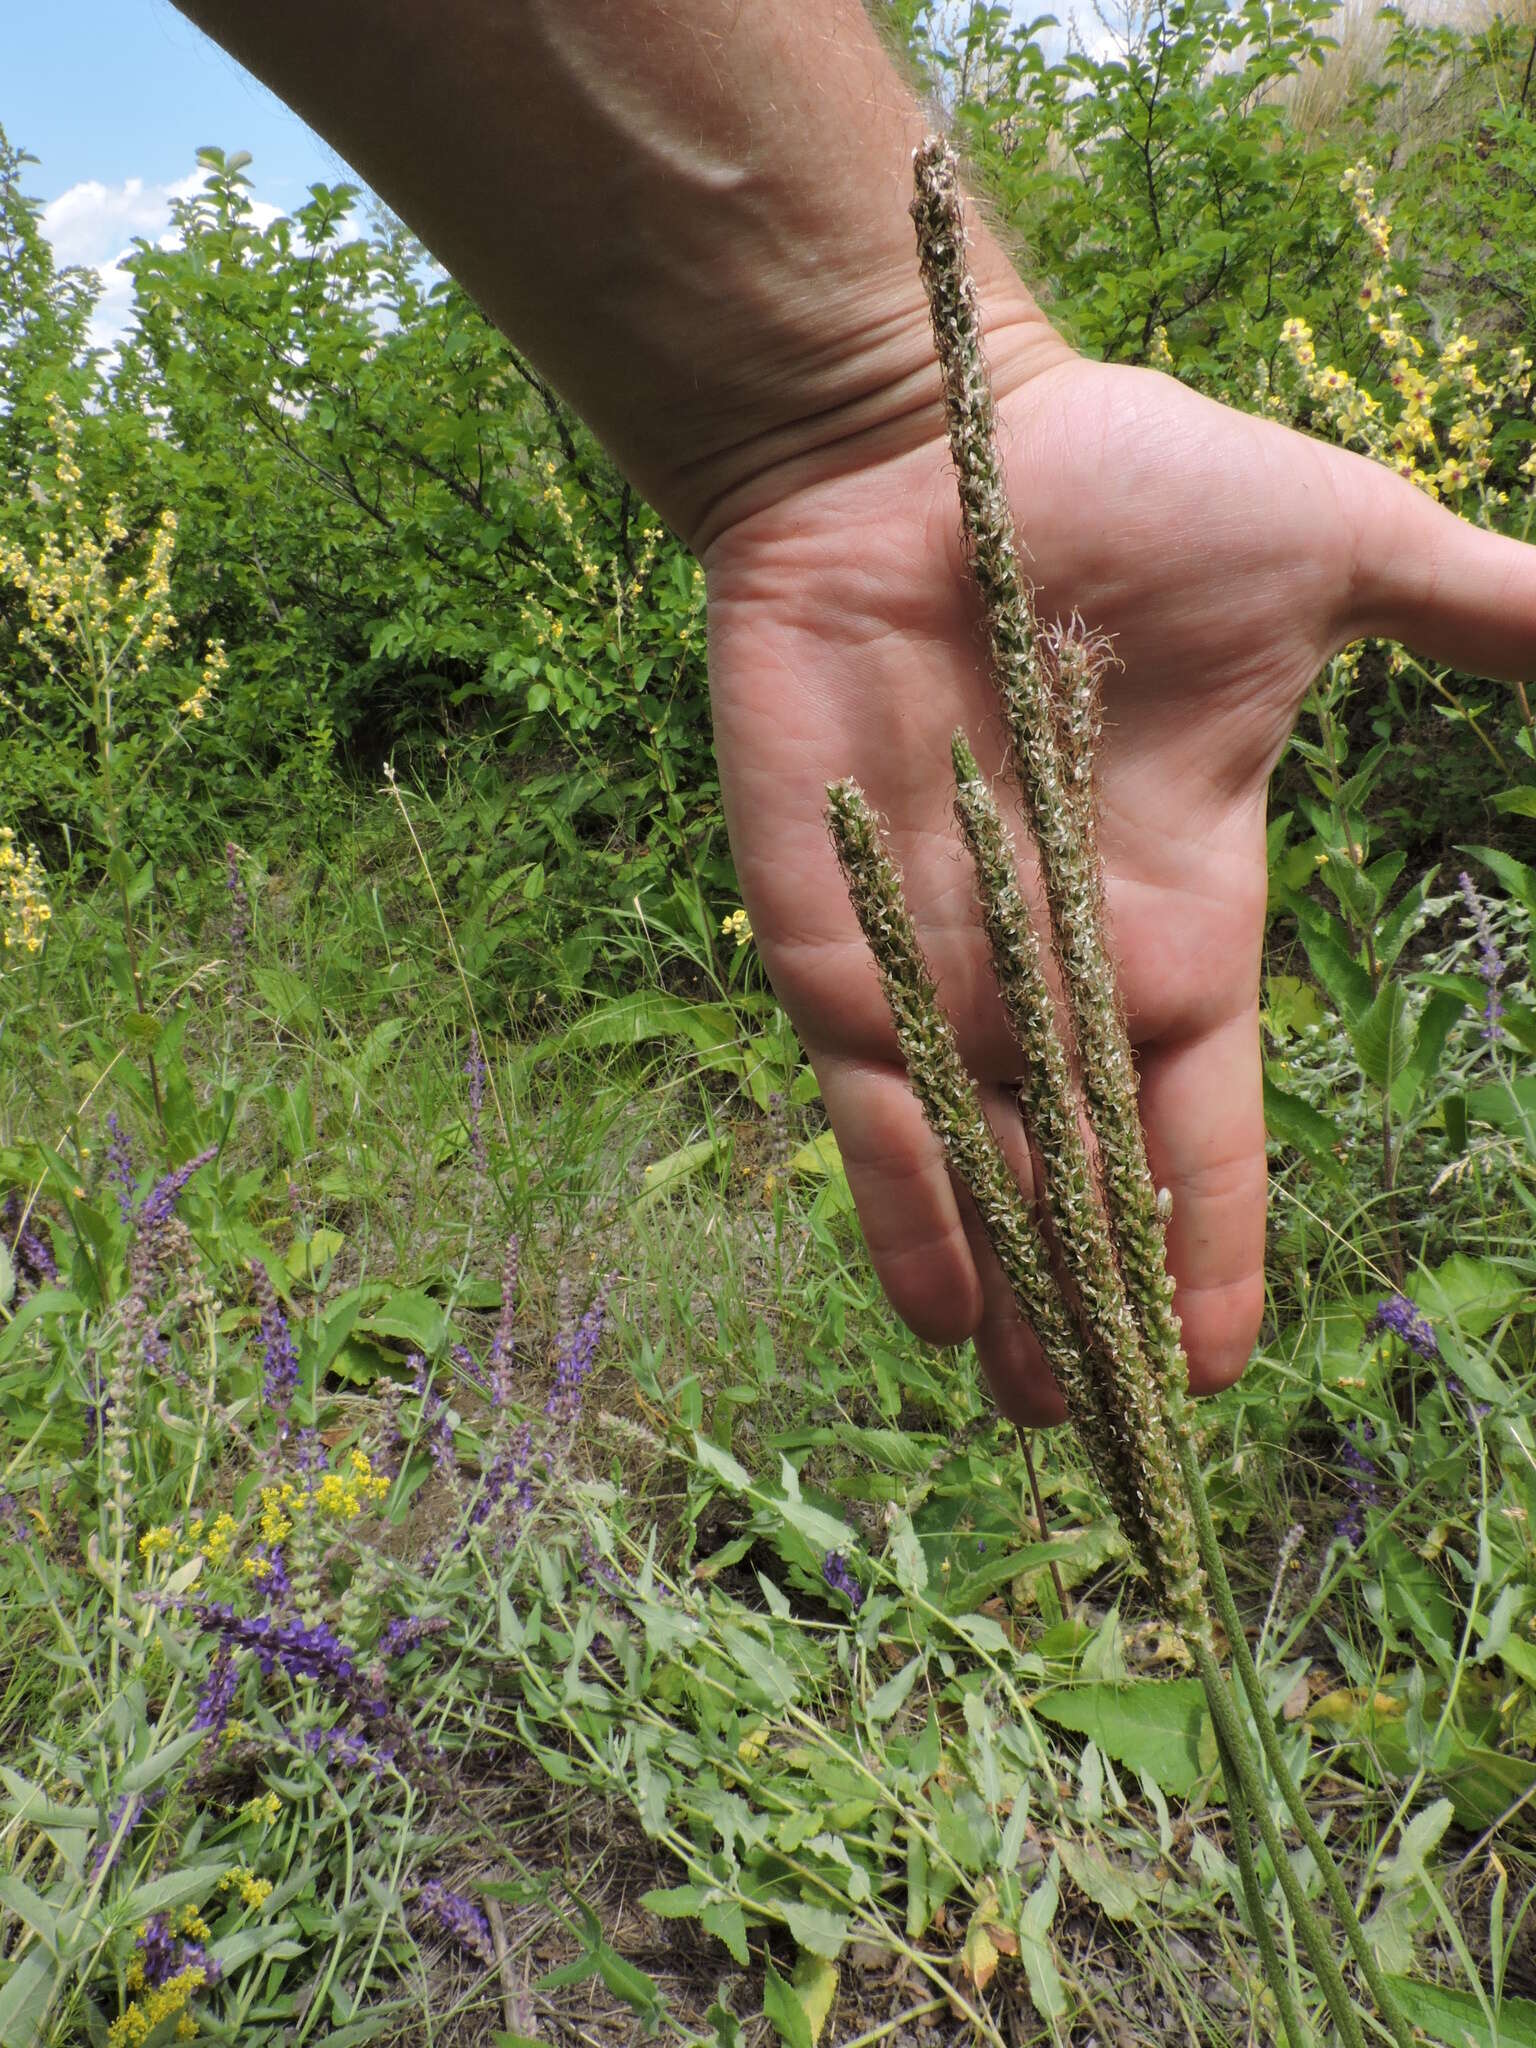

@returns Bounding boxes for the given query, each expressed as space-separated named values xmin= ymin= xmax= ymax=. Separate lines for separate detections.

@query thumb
xmin=1338 ymin=449 xmax=1536 ymax=679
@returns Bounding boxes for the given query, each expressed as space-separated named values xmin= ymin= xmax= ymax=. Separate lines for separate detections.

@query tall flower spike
xmin=949 ymin=732 xmax=1203 ymax=1628
xmin=825 ymin=779 xmax=1154 ymax=1570
xmin=910 ymin=138 xmax=1183 ymax=1400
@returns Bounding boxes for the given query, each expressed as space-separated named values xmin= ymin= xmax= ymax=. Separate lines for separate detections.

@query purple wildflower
xmin=0 ymin=1492 xmax=20 ymax=1535
xmin=451 ymin=1343 xmax=490 ymax=1396
xmin=488 ymin=1234 xmax=520 ymax=1403
xmin=88 ymin=1785 xmax=165 ymax=1880
xmin=464 ymin=1033 xmax=488 ymax=1187
xmin=418 ymin=1879 xmax=494 ymax=1965
xmin=105 ymin=1113 xmax=137 ymax=1222
xmin=192 ymin=1648 xmax=239 ymax=1736
xmin=1366 ymin=1293 xmax=1439 ymax=1360
xmin=1458 ymin=871 xmax=1505 ymax=1042
xmin=1335 ymin=1421 xmax=1380 ymax=1550
xmin=248 ymin=1544 xmax=291 ymax=1604
xmin=257 ymin=1282 xmax=299 ymax=1435
xmin=292 ymin=1427 xmax=327 ymax=1474
xmin=545 ymin=1273 xmax=614 ymax=1430
xmin=137 ymin=1145 xmax=218 ymax=1229
xmin=134 ymin=1910 xmax=221 ymax=1989
xmin=822 ymin=1551 xmax=864 ymax=1611
xmin=465 ymin=1420 xmax=534 ymax=1538
xmin=381 ymin=1615 xmax=448 ymax=1658
xmin=195 ymin=1605 xmax=387 ymax=1714
xmin=136 ymin=1914 xmax=178 ymax=1989
xmin=2 ymin=1192 xmax=57 ymax=1293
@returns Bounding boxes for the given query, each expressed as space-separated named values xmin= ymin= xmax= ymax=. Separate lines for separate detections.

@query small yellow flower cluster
xmin=203 ymin=1512 xmax=239 ymax=1567
xmin=220 ymin=1865 xmax=273 ymax=1910
xmin=177 ymin=1903 xmax=212 ymax=1942
xmin=242 ymin=1790 xmax=282 ymax=1828
xmin=1278 ymin=167 xmax=1532 ymax=513
xmin=108 ymin=1966 xmax=206 ymax=2047
xmin=313 ymin=1448 xmax=390 ymax=1519
xmin=1147 ymin=324 xmax=1175 ymax=372
xmin=138 ymin=1525 xmax=177 ymax=1561
xmin=540 ymin=462 xmax=602 ymax=584
xmin=720 ymin=907 xmax=752 ymax=947
xmin=0 ymin=827 xmax=51 ymax=955
xmin=178 ymin=637 xmax=227 ymax=722
xmin=256 ymin=1484 xmax=297 ymax=1547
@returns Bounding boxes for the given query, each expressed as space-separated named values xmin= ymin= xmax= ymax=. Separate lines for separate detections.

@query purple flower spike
xmin=137 ymin=1145 xmax=218 ymax=1229
xmin=488 ymin=1234 xmax=520 ymax=1402
xmin=1366 ymin=1293 xmax=1439 ymax=1360
xmin=1458 ymin=871 xmax=1505 ymax=1042
xmin=464 ymin=1033 xmax=488 ymax=1186
xmin=136 ymin=1914 xmax=179 ymax=1989
xmin=2 ymin=1192 xmax=57 ymax=1294
xmin=419 ymin=1879 xmax=495 ymax=1965
xmin=105 ymin=1113 xmax=137 ymax=1222
xmin=192 ymin=1647 xmax=239 ymax=1735
xmin=545 ymin=1273 xmax=614 ymax=1430
xmin=258 ymin=1288 xmax=299 ymax=1433
xmin=822 ymin=1551 xmax=864 ymax=1612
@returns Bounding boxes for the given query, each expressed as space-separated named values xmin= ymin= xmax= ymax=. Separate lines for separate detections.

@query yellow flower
xmin=241 ymin=1791 xmax=282 ymax=1828
xmin=720 ymin=907 xmax=752 ymax=946
xmin=220 ymin=1866 xmax=273 ymax=1910
xmin=177 ymin=1903 xmax=212 ymax=1940
xmin=204 ymin=1512 xmax=240 ymax=1567
xmin=138 ymin=1525 xmax=176 ymax=1561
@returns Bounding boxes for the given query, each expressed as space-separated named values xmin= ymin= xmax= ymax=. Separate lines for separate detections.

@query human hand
xmin=703 ymin=337 xmax=1536 ymax=1424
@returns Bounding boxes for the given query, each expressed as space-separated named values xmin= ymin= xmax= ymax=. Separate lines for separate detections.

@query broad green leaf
xmin=788 ymin=1131 xmax=842 ymax=1178
xmin=866 ymin=1657 xmax=925 ymax=1723
xmin=763 ymin=1961 xmax=814 ymax=2048
xmin=1016 ymin=1861 xmax=1068 ymax=2020
xmin=1465 ymin=845 xmax=1536 ymax=919
xmin=1349 ymin=979 xmax=1413 ymax=1091
xmin=1262 ymin=1072 xmax=1345 ymax=1179
xmin=1382 ymin=1976 xmax=1536 ymax=2048
xmin=285 ymin=1226 xmax=345 ymax=1282
xmin=1033 ymin=1680 xmax=1213 ymax=1799
xmin=639 ymin=1137 xmax=725 ymax=1202
xmin=780 ymin=1900 xmax=848 ymax=1959
xmin=1491 ymin=786 xmax=1536 ymax=819
xmin=792 ymin=1952 xmax=838 ymax=2046
xmin=889 ymin=1511 xmax=927 ymax=1597
xmin=692 ymin=1433 xmax=752 ymax=1494
xmin=0 ymin=1947 xmax=54 ymax=2048
xmin=1056 ymin=1837 xmax=1151 ymax=1919
xmin=356 ymin=1289 xmax=448 ymax=1354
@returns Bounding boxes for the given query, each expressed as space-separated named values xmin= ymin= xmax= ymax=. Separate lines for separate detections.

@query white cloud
xmin=41 ymin=169 xmax=355 ymax=359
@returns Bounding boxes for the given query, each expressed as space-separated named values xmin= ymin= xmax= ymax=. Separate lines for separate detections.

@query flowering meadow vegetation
xmin=3 ymin=3 xmax=1536 ymax=2044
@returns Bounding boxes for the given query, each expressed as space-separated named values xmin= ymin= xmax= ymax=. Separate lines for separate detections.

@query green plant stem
xmin=1212 ymin=1713 xmax=1316 ymax=2048
xmin=1181 ymin=1435 xmax=1416 ymax=2048
xmin=1191 ymin=1637 xmax=1369 ymax=2048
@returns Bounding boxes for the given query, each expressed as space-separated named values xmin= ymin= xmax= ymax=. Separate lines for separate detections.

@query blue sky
xmin=7 ymin=1 xmax=366 ymax=347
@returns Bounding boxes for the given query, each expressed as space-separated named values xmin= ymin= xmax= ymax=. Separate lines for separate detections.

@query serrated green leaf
xmin=1349 ymin=979 xmax=1412 ymax=1091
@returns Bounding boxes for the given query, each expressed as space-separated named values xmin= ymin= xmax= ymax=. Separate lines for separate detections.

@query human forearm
xmin=171 ymin=0 xmax=1064 ymax=548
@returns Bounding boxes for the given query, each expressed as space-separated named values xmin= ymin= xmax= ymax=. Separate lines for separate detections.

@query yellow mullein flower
xmin=720 ymin=907 xmax=752 ymax=946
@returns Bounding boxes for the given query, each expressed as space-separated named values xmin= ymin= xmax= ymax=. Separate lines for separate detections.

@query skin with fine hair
xmin=175 ymin=0 xmax=1536 ymax=1424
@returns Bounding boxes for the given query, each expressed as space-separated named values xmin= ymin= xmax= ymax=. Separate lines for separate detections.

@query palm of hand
xmin=702 ymin=353 xmax=1536 ymax=1422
